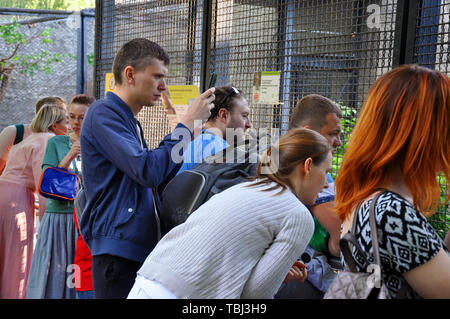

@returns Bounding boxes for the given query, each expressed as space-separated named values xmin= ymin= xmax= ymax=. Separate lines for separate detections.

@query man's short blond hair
xmin=289 ymin=94 xmax=342 ymax=131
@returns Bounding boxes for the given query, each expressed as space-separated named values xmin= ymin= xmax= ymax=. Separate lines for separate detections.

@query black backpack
xmin=159 ymin=144 xmax=259 ymax=232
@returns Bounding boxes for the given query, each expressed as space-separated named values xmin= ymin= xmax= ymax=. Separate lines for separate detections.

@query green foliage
xmin=0 ymin=20 xmax=26 ymax=45
xmin=1 ymin=18 xmax=71 ymax=77
xmin=87 ymin=51 xmax=94 ymax=66
xmin=430 ymin=175 xmax=450 ymax=238
xmin=0 ymin=17 xmax=78 ymax=104
xmin=331 ymin=102 xmax=358 ymax=178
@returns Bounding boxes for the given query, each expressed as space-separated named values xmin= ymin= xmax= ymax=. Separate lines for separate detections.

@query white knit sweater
xmin=137 ymin=181 xmax=315 ymax=299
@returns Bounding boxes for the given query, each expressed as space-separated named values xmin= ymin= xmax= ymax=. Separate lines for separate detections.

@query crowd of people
xmin=0 ymin=37 xmax=449 ymax=299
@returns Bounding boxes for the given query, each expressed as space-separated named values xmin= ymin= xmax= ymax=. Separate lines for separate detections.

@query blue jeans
xmin=76 ymin=290 xmax=95 ymax=299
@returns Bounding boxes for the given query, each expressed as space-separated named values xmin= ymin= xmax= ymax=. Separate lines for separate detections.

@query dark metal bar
xmin=185 ymin=0 xmax=198 ymax=85
xmin=93 ymin=0 xmax=103 ymax=99
xmin=279 ymin=0 xmax=294 ymax=134
xmin=393 ymin=0 xmax=420 ymax=66
xmin=2 ymin=15 xmax=67 ymax=25
xmin=0 ymin=7 xmax=94 ymax=17
xmin=76 ymin=11 xmax=89 ymax=94
xmin=200 ymin=0 xmax=213 ymax=93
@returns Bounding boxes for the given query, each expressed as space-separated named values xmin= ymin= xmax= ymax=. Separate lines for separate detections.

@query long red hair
xmin=335 ymin=65 xmax=450 ymax=221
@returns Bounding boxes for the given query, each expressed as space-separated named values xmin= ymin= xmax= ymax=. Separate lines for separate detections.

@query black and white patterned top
xmin=348 ymin=191 xmax=443 ymax=299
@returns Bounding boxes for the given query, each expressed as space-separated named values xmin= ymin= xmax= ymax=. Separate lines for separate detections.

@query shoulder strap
xmin=14 ymin=124 xmax=24 ymax=145
xmin=340 ymin=191 xmax=385 ymax=272
xmin=339 ymin=201 xmax=369 ymax=272
xmin=72 ymin=158 xmax=83 ymax=186
xmin=368 ymin=191 xmax=385 ymax=266
xmin=368 ymin=191 xmax=411 ymax=299
xmin=350 ymin=201 xmax=362 ymax=237
xmin=152 ymin=187 xmax=162 ymax=241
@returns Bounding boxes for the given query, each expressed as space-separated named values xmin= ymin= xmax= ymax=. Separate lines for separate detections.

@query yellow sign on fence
xmin=104 ymin=73 xmax=116 ymax=96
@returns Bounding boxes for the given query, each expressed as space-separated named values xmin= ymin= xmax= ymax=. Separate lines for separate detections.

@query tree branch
xmin=0 ymin=43 xmax=22 ymax=64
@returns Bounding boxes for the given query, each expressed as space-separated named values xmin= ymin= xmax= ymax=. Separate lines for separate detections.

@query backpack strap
xmin=152 ymin=187 xmax=162 ymax=241
xmin=14 ymin=124 xmax=24 ymax=145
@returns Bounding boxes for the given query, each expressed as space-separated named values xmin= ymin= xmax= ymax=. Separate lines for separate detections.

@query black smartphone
xmin=208 ymin=73 xmax=217 ymax=88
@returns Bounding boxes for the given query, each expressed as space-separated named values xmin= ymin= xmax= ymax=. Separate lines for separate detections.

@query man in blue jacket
xmin=79 ymin=38 xmax=215 ymax=299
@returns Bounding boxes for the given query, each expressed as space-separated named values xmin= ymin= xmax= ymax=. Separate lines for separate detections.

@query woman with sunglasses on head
xmin=27 ymin=94 xmax=96 ymax=299
xmin=128 ymin=128 xmax=332 ymax=299
xmin=335 ymin=65 xmax=450 ymax=299
xmin=0 ymin=104 xmax=68 ymax=299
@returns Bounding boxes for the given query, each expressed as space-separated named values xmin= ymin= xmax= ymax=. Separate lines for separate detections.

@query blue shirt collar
xmin=106 ymin=91 xmax=136 ymax=121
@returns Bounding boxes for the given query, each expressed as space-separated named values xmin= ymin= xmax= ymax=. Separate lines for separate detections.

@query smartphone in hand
xmin=208 ymin=73 xmax=217 ymax=88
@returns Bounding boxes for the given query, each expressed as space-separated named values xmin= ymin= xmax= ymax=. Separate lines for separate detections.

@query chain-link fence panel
xmin=95 ymin=0 xmax=449 ymax=238
xmin=0 ymin=9 xmax=94 ymax=131
xmin=208 ymin=0 xmax=398 ymax=175
xmin=94 ymin=0 xmax=204 ymax=147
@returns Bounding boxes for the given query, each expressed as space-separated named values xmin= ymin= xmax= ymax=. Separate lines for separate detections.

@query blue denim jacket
xmin=79 ymin=92 xmax=192 ymax=263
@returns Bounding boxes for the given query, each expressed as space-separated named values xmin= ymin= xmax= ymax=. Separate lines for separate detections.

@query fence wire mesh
xmin=95 ymin=0 xmax=449 ymax=238
xmin=413 ymin=0 xmax=449 ymax=238
xmin=95 ymin=0 xmax=204 ymax=147
xmin=208 ymin=0 xmax=397 ymax=171
xmin=0 ymin=9 xmax=94 ymax=130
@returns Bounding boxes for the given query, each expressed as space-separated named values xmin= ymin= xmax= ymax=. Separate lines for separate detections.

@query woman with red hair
xmin=335 ymin=64 xmax=450 ymax=299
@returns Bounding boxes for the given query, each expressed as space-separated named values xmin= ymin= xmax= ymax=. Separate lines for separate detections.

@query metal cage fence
xmin=413 ymin=0 xmax=449 ymax=238
xmin=0 ymin=8 xmax=95 ymax=130
xmin=94 ymin=0 xmax=205 ymax=146
xmin=94 ymin=0 xmax=449 ymax=238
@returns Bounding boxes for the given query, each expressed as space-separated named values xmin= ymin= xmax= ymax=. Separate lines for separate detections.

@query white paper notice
xmin=252 ymin=71 xmax=280 ymax=104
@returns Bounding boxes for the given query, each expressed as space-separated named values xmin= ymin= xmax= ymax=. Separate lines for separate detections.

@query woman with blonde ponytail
xmin=127 ymin=128 xmax=332 ymax=299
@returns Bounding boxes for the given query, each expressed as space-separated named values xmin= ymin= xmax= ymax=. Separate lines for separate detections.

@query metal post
xmin=93 ymin=0 xmax=115 ymax=99
xmin=76 ymin=11 xmax=87 ymax=94
xmin=279 ymin=0 xmax=294 ymax=135
xmin=200 ymin=0 xmax=213 ymax=92
xmin=0 ymin=7 xmax=74 ymax=16
xmin=93 ymin=0 xmax=103 ymax=99
xmin=393 ymin=0 xmax=420 ymax=66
